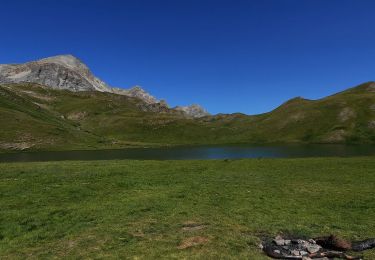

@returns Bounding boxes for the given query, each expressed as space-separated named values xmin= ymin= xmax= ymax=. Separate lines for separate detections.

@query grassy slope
xmin=0 ymin=157 xmax=374 ymax=258
xmin=243 ymin=83 xmax=375 ymax=144
xmin=0 ymin=82 xmax=374 ymax=151
xmin=0 ymin=85 xmax=101 ymax=150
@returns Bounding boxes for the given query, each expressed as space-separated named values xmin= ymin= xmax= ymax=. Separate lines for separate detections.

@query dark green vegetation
xmin=1 ymin=157 xmax=374 ymax=258
xmin=0 ymin=82 xmax=374 ymax=151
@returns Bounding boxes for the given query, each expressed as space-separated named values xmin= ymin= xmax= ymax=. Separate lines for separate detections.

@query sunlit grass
xmin=1 ymin=157 xmax=374 ymax=258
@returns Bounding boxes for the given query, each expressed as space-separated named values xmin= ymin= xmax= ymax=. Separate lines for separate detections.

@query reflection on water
xmin=0 ymin=144 xmax=374 ymax=162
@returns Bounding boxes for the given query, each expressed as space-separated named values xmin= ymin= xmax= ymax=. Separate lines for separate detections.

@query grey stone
xmin=308 ymin=239 xmax=316 ymax=244
xmin=273 ymin=235 xmax=285 ymax=246
xmin=284 ymin=239 xmax=291 ymax=245
xmin=306 ymin=244 xmax=321 ymax=254
xmin=291 ymin=250 xmax=300 ymax=256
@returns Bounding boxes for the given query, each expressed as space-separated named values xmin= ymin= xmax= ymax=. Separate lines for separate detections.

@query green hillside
xmin=0 ymin=82 xmax=374 ymax=151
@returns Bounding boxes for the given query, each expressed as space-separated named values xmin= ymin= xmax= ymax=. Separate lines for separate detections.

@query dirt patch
xmin=367 ymin=83 xmax=375 ymax=92
xmin=33 ymin=102 xmax=50 ymax=110
xmin=181 ymin=221 xmax=207 ymax=231
xmin=277 ymin=112 xmax=305 ymax=128
xmin=289 ymin=112 xmax=305 ymax=121
xmin=0 ymin=142 xmax=34 ymax=150
xmin=323 ymin=129 xmax=347 ymax=142
xmin=338 ymin=107 xmax=355 ymax=122
xmin=131 ymin=230 xmax=145 ymax=238
xmin=67 ymin=111 xmax=87 ymax=121
xmin=19 ymin=90 xmax=54 ymax=101
xmin=177 ymin=236 xmax=209 ymax=249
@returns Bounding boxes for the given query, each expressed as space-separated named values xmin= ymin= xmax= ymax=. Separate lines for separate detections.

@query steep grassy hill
xmin=0 ymin=82 xmax=374 ymax=151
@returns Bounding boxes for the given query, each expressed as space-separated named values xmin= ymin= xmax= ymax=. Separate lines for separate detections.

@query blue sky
xmin=1 ymin=0 xmax=375 ymax=114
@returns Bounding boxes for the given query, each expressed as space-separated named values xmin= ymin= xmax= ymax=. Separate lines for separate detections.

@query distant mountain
xmin=0 ymin=55 xmax=209 ymax=117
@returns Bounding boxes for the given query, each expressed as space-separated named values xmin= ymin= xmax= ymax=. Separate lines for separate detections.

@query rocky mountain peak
xmin=37 ymin=54 xmax=89 ymax=72
xmin=174 ymin=104 xmax=210 ymax=118
xmin=0 ymin=54 xmax=110 ymax=92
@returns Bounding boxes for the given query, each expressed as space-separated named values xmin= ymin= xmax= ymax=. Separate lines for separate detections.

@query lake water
xmin=0 ymin=144 xmax=374 ymax=162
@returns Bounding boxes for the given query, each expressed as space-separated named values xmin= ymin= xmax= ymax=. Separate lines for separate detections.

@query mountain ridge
xmin=0 ymin=56 xmax=374 ymax=151
xmin=0 ymin=80 xmax=373 ymax=151
xmin=0 ymin=55 xmax=209 ymax=118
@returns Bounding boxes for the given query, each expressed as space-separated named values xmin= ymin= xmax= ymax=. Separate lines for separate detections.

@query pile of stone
xmin=261 ymin=235 xmax=363 ymax=259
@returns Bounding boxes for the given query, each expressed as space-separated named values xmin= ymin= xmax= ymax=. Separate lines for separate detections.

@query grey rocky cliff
xmin=0 ymin=55 xmax=110 ymax=92
xmin=174 ymin=104 xmax=210 ymax=118
xmin=0 ymin=54 xmax=209 ymax=117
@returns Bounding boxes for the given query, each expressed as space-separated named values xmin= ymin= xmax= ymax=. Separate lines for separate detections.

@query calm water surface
xmin=0 ymin=144 xmax=374 ymax=162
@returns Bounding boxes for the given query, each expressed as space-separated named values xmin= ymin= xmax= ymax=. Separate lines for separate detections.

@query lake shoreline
xmin=1 ymin=144 xmax=375 ymax=163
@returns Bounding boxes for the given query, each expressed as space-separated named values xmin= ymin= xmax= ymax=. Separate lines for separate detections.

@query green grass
xmin=1 ymin=157 xmax=374 ymax=258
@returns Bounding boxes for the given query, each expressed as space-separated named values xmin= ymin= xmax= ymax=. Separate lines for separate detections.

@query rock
xmin=306 ymin=244 xmax=321 ymax=254
xmin=273 ymin=235 xmax=286 ymax=246
xmin=284 ymin=239 xmax=291 ymax=245
xmin=273 ymin=249 xmax=280 ymax=254
xmin=291 ymin=249 xmax=300 ymax=256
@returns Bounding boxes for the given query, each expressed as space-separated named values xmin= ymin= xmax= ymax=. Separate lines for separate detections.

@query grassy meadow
xmin=1 ymin=157 xmax=374 ymax=259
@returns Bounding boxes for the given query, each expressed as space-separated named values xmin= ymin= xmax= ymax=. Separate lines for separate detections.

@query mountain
xmin=0 ymin=55 xmax=374 ymax=151
xmin=0 ymin=55 xmax=209 ymax=117
xmin=0 ymin=81 xmax=373 ymax=151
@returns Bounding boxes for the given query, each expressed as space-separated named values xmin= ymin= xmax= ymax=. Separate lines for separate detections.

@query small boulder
xmin=273 ymin=235 xmax=286 ymax=246
xmin=306 ymin=244 xmax=321 ymax=254
xmin=291 ymin=250 xmax=300 ymax=256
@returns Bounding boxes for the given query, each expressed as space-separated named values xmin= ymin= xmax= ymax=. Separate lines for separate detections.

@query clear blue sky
xmin=1 ymin=0 xmax=375 ymax=114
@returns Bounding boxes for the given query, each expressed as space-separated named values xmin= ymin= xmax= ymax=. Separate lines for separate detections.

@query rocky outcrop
xmin=111 ymin=86 xmax=159 ymax=104
xmin=174 ymin=104 xmax=210 ymax=118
